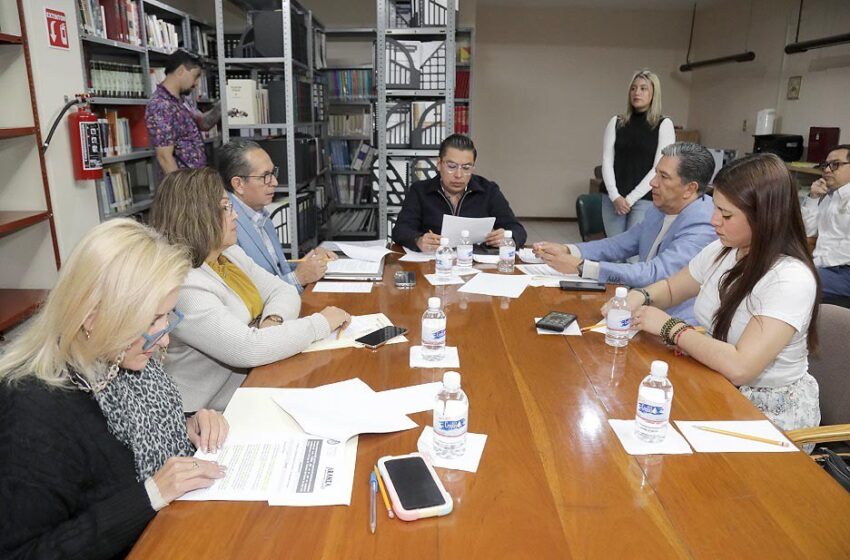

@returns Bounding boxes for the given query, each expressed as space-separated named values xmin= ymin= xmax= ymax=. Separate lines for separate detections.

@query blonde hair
xmin=619 ymin=69 xmax=663 ymax=128
xmin=150 ymin=168 xmax=225 ymax=268
xmin=0 ymin=219 xmax=190 ymax=388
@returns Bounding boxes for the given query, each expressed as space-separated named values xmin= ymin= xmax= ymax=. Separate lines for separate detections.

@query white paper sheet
xmin=272 ymin=378 xmax=418 ymax=442
xmin=409 ymin=346 xmax=460 ymax=368
xmin=325 ymin=259 xmax=382 ymax=275
xmin=304 ymin=313 xmax=407 ymax=353
xmin=320 ymin=239 xmax=388 ymax=252
xmin=457 ymin=272 xmax=531 ymax=299
xmin=675 ymin=421 xmax=798 ymax=453
xmin=608 ymin=419 xmax=693 ymax=456
xmin=516 ymin=264 xmax=600 ymax=284
xmin=518 ymin=248 xmax=545 ymax=264
xmin=424 ymin=273 xmax=466 ymax=286
xmin=374 ymin=382 xmax=443 ymax=416
xmin=534 ymin=317 xmax=582 ymax=336
xmin=334 ymin=242 xmax=394 ymax=262
xmin=417 ymin=427 xmax=488 ymax=472
xmin=313 ymin=281 xmax=374 ymax=293
xmin=453 ymin=265 xmax=480 ymax=276
xmin=440 ymin=215 xmax=496 ymax=246
xmin=400 ymin=246 xmax=435 ymax=262
xmin=472 ymin=254 xmax=500 ymax=264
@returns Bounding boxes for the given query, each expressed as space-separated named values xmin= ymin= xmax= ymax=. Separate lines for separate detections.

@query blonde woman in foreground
xmin=0 ymin=219 xmax=228 ymax=560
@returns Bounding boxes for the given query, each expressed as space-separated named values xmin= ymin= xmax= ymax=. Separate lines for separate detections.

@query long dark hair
xmin=711 ymin=153 xmax=820 ymax=352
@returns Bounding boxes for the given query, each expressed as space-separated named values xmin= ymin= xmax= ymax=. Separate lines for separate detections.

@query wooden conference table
xmin=130 ymin=254 xmax=850 ymax=559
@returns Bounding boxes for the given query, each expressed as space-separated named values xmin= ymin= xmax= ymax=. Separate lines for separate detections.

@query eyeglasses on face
xmin=240 ymin=166 xmax=280 ymax=185
xmin=817 ymin=160 xmax=850 ymax=172
xmin=442 ymin=161 xmax=475 ymax=175
xmin=142 ymin=309 xmax=184 ymax=352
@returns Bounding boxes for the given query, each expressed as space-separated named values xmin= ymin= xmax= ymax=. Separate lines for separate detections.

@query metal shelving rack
xmin=74 ymin=0 xmax=219 ymax=222
xmin=214 ymin=0 xmax=325 ymax=258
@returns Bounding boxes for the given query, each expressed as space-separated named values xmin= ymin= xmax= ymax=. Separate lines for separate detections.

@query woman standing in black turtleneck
xmin=600 ymin=69 xmax=675 ymax=238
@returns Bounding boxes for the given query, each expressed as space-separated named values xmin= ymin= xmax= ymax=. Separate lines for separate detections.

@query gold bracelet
xmin=264 ymin=315 xmax=284 ymax=324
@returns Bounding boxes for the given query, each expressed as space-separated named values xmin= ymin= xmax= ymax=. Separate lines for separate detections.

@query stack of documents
xmin=304 ymin=313 xmax=407 ymax=353
xmin=323 ymin=242 xmax=392 ymax=281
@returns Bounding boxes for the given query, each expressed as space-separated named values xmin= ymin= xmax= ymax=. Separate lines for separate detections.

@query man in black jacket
xmin=391 ymin=134 xmax=527 ymax=252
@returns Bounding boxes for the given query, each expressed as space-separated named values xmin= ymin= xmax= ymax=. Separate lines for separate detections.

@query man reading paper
xmin=391 ymin=134 xmax=528 ymax=252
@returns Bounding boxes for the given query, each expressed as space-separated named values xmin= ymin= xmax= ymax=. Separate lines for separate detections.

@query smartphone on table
xmin=354 ymin=326 xmax=408 ymax=349
xmin=377 ymin=453 xmax=453 ymax=521
xmin=559 ymin=281 xmax=606 ymax=292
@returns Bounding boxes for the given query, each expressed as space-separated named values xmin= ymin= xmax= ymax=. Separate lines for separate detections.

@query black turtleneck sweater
xmin=613 ymin=111 xmax=663 ymax=201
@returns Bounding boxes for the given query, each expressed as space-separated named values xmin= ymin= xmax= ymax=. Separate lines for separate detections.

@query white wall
xmin=472 ymin=5 xmax=691 ymax=218
xmin=687 ymin=0 xmax=850 ymax=158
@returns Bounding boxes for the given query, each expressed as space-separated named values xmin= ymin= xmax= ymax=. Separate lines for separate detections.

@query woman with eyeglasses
xmin=613 ymin=154 xmax=821 ymax=435
xmin=601 ymin=69 xmax=675 ymax=237
xmin=150 ymin=168 xmax=351 ymax=412
xmin=0 ymin=219 xmax=228 ymax=559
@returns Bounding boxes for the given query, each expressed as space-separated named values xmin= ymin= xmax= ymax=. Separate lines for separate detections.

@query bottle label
xmin=435 ymin=416 xmax=467 ymax=436
xmin=422 ymin=320 xmax=446 ymax=345
xmin=456 ymin=245 xmax=473 ymax=261
xmin=437 ymin=254 xmax=453 ymax=270
xmin=636 ymin=388 xmax=670 ymax=423
xmin=499 ymin=246 xmax=515 ymax=260
xmin=607 ymin=309 xmax=631 ymax=331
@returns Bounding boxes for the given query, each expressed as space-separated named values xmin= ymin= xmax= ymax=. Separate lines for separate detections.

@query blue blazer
xmin=230 ymin=193 xmax=294 ymax=280
xmin=576 ymin=195 xmax=717 ymax=323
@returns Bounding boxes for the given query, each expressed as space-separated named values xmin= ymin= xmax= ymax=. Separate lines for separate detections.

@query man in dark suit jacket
xmin=218 ymin=140 xmax=335 ymax=293
xmin=391 ymin=134 xmax=527 ymax=252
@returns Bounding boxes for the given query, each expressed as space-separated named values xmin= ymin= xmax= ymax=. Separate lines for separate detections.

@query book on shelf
xmin=326 ymin=69 xmax=373 ymax=100
xmin=329 ymin=139 xmax=374 ymax=170
xmin=96 ymin=106 xmax=149 ymax=157
xmin=335 ymin=208 xmax=376 ymax=233
xmin=100 ymin=163 xmax=133 ymax=213
xmin=455 ymin=69 xmax=470 ymax=98
xmin=332 ymin=175 xmax=373 ymax=205
xmin=77 ymin=0 xmax=142 ymax=46
xmin=145 ymin=14 xmax=180 ymax=51
xmin=191 ymin=26 xmax=211 ymax=57
xmin=351 ymin=142 xmax=376 ymax=171
xmin=88 ymin=60 xmax=146 ymax=98
xmin=328 ymin=112 xmax=372 ymax=137
xmin=226 ymin=79 xmax=277 ymax=125
xmin=454 ymin=104 xmax=469 ymax=135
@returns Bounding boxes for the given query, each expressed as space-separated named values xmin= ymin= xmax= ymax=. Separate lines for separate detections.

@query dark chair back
xmin=576 ymin=193 xmax=606 ymax=242
xmin=810 ymin=304 xmax=850 ymax=426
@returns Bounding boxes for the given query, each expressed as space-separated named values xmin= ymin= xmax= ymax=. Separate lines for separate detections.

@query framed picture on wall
xmin=787 ymin=76 xmax=802 ymax=100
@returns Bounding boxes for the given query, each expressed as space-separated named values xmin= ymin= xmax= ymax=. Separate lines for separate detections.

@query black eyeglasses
xmin=817 ymin=160 xmax=850 ymax=172
xmin=240 ymin=166 xmax=280 ymax=185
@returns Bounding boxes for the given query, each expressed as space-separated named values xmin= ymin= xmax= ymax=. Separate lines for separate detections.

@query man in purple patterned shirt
xmin=145 ymin=50 xmax=220 ymax=173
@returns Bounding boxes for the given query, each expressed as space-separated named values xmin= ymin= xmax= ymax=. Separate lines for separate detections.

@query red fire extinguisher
xmin=43 ymin=94 xmax=104 ymax=181
xmin=67 ymin=102 xmax=103 ymax=181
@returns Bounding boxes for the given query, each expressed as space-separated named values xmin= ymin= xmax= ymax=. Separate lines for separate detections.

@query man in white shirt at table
xmin=802 ymin=143 xmax=850 ymax=304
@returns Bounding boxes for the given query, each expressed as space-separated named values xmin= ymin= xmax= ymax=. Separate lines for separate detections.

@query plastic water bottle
xmin=457 ymin=229 xmax=473 ymax=269
xmin=497 ymin=230 xmax=515 ymax=273
xmin=435 ymin=237 xmax=453 ymax=280
xmin=634 ymin=361 xmax=674 ymax=443
xmin=433 ymin=371 xmax=468 ymax=458
xmin=605 ymin=286 xmax=632 ymax=347
xmin=421 ymin=297 xmax=446 ymax=361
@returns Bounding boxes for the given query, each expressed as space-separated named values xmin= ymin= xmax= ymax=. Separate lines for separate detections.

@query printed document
xmin=440 ymin=215 xmax=496 ymax=246
xmin=335 ymin=242 xmax=394 ymax=262
xmin=304 ymin=313 xmax=407 ymax=353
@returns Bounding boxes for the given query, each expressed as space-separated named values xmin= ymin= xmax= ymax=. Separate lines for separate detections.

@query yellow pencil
xmin=695 ymin=425 xmax=790 ymax=447
xmin=374 ymin=466 xmax=394 ymax=519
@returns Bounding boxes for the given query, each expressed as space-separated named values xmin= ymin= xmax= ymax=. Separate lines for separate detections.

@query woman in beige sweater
xmin=150 ymin=168 xmax=350 ymax=411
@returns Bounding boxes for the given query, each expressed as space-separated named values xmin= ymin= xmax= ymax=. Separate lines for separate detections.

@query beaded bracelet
xmin=632 ymin=287 xmax=652 ymax=306
xmin=660 ymin=317 xmax=686 ymax=345
xmin=673 ymin=325 xmax=694 ymax=347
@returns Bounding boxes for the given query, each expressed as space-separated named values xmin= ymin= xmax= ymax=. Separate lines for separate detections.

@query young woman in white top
xmin=601 ymin=69 xmax=676 ymax=237
xmin=609 ymin=153 xmax=821 ymax=432
xmin=150 ymin=168 xmax=351 ymax=412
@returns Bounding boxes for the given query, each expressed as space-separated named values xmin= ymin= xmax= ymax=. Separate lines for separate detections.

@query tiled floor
xmin=521 ymin=219 xmax=581 ymax=245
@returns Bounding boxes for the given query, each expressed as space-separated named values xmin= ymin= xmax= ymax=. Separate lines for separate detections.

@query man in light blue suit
xmin=535 ymin=142 xmax=717 ymax=323
xmin=218 ymin=140 xmax=335 ymax=293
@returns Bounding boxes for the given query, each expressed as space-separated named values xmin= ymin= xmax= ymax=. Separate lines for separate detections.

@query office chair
xmin=576 ymin=193 xmax=606 ymax=241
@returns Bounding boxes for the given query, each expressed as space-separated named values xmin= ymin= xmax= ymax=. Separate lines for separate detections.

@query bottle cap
xmin=443 ymin=371 xmax=461 ymax=390
xmin=440 ymin=237 xmax=449 ymax=246
xmin=650 ymin=360 xmax=669 ymax=378
xmin=461 ymin=229 xmax=469 ymax=237
xmin=615 ymin=286 xmax=628 ymax=298
xmin=504 ymin=230 xmax=513 ymax=238
xmin=428 ymin=296 xmax=441 ymax=309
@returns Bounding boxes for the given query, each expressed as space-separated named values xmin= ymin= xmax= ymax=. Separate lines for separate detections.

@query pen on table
xmin=695 ymin=425 xmax=790 ymax=447
xmin=374 ymin=466 xmax=394 ymax=519
xmin=369 ymin=471 xmax=378 ymax=534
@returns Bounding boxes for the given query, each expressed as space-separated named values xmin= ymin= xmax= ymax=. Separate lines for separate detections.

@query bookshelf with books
xmin=0 ymin=0 xmax=61 ymax=334
xmin=75 ymin=0 xmax=220 ymax=222
xmin=213 ymin=0 xmax=327 ymax=257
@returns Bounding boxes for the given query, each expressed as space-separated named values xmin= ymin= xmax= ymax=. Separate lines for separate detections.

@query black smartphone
xmin=559 ymin=281 xmax=607 ymax=292
xmin=394 ymin=270 xmax=416 ymax=288
xmin=355 ymin=326 xmax=408 ymax=349
xmin=536 ymin=311 xmax=577 ymax=332
xmin=382 ymin=455 xmax=448 ymax=511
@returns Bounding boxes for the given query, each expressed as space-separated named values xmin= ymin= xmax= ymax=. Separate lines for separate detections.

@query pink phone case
xmin=377 ymin=453 xmax=453 ymax=521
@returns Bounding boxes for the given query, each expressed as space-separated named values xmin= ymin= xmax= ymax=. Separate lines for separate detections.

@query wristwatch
xmin=576 ymin=259 xmax=585 ymax=276
xmin=264 ymin=314 xmax=284 ymax=325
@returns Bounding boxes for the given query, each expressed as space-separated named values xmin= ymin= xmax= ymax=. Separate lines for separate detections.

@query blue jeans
xmin=601 ymin=197 xmax=653 ymax=238
xmin=818 ymin=265 xmax=850 ymax=298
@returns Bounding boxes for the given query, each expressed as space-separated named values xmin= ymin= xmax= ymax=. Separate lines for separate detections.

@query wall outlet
xmin=742 ymin=119 xmax=748 ymax=132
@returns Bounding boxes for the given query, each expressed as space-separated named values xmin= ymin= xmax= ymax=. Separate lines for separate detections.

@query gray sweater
xmin=168 ymin=245 xmax=331 ymax=411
